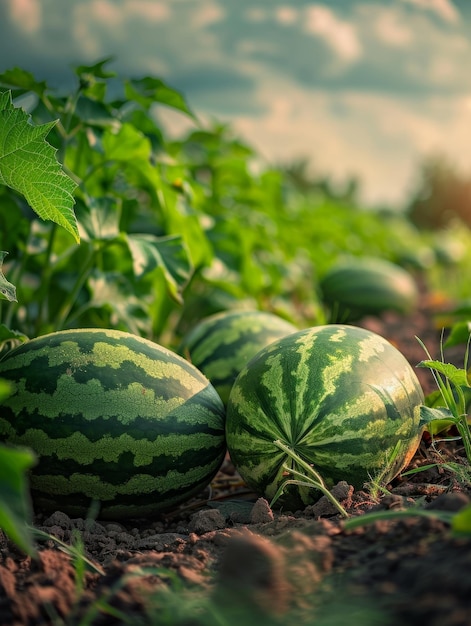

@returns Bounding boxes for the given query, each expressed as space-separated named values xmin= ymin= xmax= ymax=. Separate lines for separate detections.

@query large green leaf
xmin=0 ymin=91 xmax=79 ymax=242
xmin=85 ymin=270 xmax=151 ymax=336
xmin=125 ymin=233 xmax=192 ymax=303
xmin=77 ymin=196 xmax=121 ymax=242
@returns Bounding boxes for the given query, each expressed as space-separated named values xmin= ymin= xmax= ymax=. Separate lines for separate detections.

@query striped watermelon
xmin=226 ymin=324 xmax=424 ymax=511
xmin=178 ymin=310 xmax=298 ymax=405
xmin=319 ymin=257 xmax=418 ymax=322
xmin=0 ymin=329 xmax=226 ymax=520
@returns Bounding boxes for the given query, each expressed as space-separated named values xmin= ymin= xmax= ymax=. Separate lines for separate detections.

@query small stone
xmin=425 ymin=492 xmax=470 ymax=512
xmin=188 ymin=509 xmax=226 ymax=534
xmin=250 ymin=498 xmax=274 ymax=524
xmin=105 ymin=523 xmax=127 ymax=533
xmin=42 ymin=511 xmax=72 ymax=529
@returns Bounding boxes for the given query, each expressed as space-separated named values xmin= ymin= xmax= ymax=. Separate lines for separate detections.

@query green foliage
xmin=0 ymin=60 xmax=442 ymax=343
xmin=0 ymin=90 xmax=78 ymax=242
xmin=0 ymin=59 xmax=462 ymax=555
xmin=417 ymin=335 xmax=471 ymax=465
xmin=0 ymin=373 xmax=37 ymax=555
xmin=0 ymin=251 xmax=16 ymax=302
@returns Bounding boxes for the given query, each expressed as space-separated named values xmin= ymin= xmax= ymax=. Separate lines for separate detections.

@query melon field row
xmin=1 ymin=62 xmax=471 ymax=552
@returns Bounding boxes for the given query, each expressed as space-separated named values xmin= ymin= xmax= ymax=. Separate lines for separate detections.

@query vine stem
xmin=271 ymin=439 xmax=349 ymax=518
xmin=53 ymin=245 xmax=97 ymax=330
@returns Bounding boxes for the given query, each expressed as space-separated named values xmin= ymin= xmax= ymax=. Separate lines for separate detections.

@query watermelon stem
xmin=270 ymin=439 xmax=350 ymax=518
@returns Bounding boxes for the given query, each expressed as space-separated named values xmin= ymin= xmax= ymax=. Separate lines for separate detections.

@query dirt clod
xmin=2 ymin=297 xmax=471 ymax=624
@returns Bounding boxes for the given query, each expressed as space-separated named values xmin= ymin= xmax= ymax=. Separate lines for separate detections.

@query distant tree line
xmin=280 ymin=153 xmax=471 ymax=230
xmin=406 ymin=155 xmax=471 ymax=230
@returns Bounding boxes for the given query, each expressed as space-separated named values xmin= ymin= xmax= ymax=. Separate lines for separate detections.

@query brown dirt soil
xmin=1 ymin=293 xmax=471 ymax=626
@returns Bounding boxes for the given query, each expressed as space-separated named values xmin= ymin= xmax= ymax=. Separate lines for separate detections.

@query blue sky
xmin=1 ymin=0 xmax=471 ymax=208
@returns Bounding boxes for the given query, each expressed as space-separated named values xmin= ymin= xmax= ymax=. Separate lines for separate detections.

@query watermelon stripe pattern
xmin=319 ymin=257 xmax=418 ymax=322
xmin=226 ymin=324 xmax=424 ymax=511
xmin=179 ymin=310 xmax=298 ymax=405
xmin=0 ymin=329 xmax=226 ymax=519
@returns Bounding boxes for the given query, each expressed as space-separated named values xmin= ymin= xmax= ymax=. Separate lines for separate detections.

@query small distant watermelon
xmin=226 ymin=324 xmax=424 ymax=511
xmin=178 ymin=310 xmax=298 ymax=405
xmin=0 ymin=328 xmax=226 ymax=520
xmin=319 ymin=257 xmax=418 ymax=322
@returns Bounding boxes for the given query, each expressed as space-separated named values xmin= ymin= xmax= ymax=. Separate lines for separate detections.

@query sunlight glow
xmin=7 ymin=0 xmax=41 ymax=33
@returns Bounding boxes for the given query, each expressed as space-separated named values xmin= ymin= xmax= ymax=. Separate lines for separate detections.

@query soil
xmin=1 ymin=291 xmax=471 ymax=626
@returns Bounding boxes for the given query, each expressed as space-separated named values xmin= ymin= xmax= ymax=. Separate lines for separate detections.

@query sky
xmin=1 ymin=0 xmax=471 ymax=208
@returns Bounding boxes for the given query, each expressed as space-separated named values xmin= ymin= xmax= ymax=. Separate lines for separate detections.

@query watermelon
xmin=226 ymin=324 xmax=424 ymax=511
xmin=178 ymin=310 xmax=298 ymax=405
xmin=0 ymin=328 xmax=226 ymax=520
xmin=319 ymin=257 xmax=419 ymax=322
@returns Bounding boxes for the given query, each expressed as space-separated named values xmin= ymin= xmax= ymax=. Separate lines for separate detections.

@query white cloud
xmin=373 ymin=9 xmax=413 ymax=47
xmin=124 ymin=1 xmax=171 ymax=22
xmin=400 ymin=0 xmax=460 ymax=23
xmin=91 ymin=0 xmax=123 ymax=27
xmin=72 ymin=0 xmax=126 ymax=57
xmin=275 ymin=6 xmax=299 ymax=26
xmin=229 ymin=72 xmax=471 ymax=208
xmin=7 ymin=0 xmax=41 ymax=33
xmin=304 ymin=5 xmax=362 ymax=63
xmin=191 ymin=1 xmax=225 ymax=28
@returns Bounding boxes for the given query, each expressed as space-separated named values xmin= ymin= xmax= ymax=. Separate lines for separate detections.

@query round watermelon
xmin=226 ymin=324 xmax=424 ymax=511
xmin=0 ymin=328 xmax=226 ymax=519
xmin=178 ymin=310 xmax=298 ymax=405
xmin=319 ymin=257 xmax=419 ymax=322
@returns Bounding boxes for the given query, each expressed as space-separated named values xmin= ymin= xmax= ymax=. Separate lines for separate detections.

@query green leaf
xmin=77 ymin=196 xmax=121 ymax=242
xmin=125 ymin=233 xmax=192 ymax=303
xmin=102 ymin=122 xmax=152 ymax=162
xmin=86 ymin=270 xmax=150 ymax=336
xmin=0 ymin=91 xmax=79 ymax=242
xmin=419 ymin=405 xmax=455 ymax=431
xmin=0 ymin=324 xmax=28 ymax=351
xmin=417 ymin=359 xmax=469 ymax=389
xmin=0 ymin=438 xmax=37 ymax=555
xmin=124 ymin=77 xmax=196 ymax=119
xmin=74 ymin=57 xmax=116 ymax=81
xmin=423 ymin=389 xmax=445 ymax=408
xmin=0 ymin=67 xmax=47 ymax=97
xmin=0 ymin=251 xmax=16 ymax=302
xmin=444 ymin=321 xmax=471 ymax=348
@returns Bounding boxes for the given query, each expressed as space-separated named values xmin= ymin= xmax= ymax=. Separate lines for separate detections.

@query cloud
xmin=373 ymin=8 xmax=414 ymax=47
xmin=124 ymin=1 xmax=170 ymax=22
xmin=303 ymin=5 xmax=362 ymax=63
xmin=1 ymin=0 xmax=470 ymax=208
xmin=191 ymin=1 xmax=225 ymax=28
xmin=275 ymin=6 xmax=299 ymax=26
xmin=6 ymin=0 xmax=41 ymax=33
xmin=400 ymin=0 xmax=460 ymax=23
xmin=230 ymin=70 xmax=471 ymax=207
